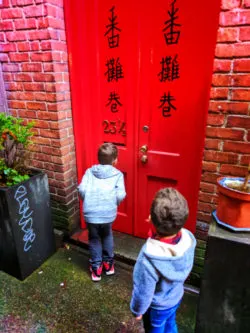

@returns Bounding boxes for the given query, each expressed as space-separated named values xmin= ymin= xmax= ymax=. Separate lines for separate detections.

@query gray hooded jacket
xmin=78 ymin=164 xmax=126 ymax=223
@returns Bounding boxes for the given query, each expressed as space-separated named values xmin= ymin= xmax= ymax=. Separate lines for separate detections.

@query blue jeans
xmin=143 ymin=302 xmax=181 ymax=333
xmin=87 ymin=223 xmax=114 ymax=269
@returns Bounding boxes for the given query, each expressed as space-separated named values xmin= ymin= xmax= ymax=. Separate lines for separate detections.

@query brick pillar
xmin=197 ymin=0 xmax=250 ymax=235
xmin=0 ymin=0 xmax=79 ymax=232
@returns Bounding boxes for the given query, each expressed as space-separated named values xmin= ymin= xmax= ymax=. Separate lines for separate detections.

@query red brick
xmin=18 ymin=110 xmax=36 ymax=118
xmin=14 ymin=73 xmax=32 ymax=82
xmin=21 ymin=63 xmax=42 ymax=72
xmin=14 ymin=18 xmax=37 ymax=30
xmin=239 ymin=27 xmax=250 ymax=41
xmin=45 ymin=0 xmax=63 ymax=7
xmin=33 ymin=120 xmax=50 ymax=129
xmin=0 ymin=33 xmax=5 ymax=42
xmin=0 ymin=54 xmax=9 ymax=62
xmin=47 ymin=17 xmax=65 ymax=30
xmin=30 ymin=41 xmax=40 ymax=51
xmin=23 ymin=82 xmax=44 ymax=91
xmin=231 ymin=88 xmax=250 ymax=101
xmin=31 ymin=160 xmax=44 ymax=169
xmin=24 ymin=4 xmax=46 ymax=17
xmin=37 ymin=17 xmax=49 ymax=29
xmin=212 ymin=74 xmax=231 ymax=86
xmin=33 ymin=73 xmax=55 ymax=82
xmin=34 ymin=92 xmax=46 ymax=101
xmin=27 ymin=102 xmax=46 ymax=110
xmin=209 ymin=101 xmax=249 ymax=115
xmin=201 ymin=172 xmax=220 ymax=184
xmin=221 ymin=0 xmax=241 ymax=10
xmin=206 ymin=127 xmax=244 ymax=140
xmin=59 ymin=31 xmax=66 ymax=41
xmin=217 ymin=27 xmax=238 ymax=42
xmin=197 ymin=211 xmax=212 ymax=223
xmin=2 ymin=8 xmax=23 ymax=19
xmin=220 ymin=164 xmax=248 ymax=176
xmin=9 ymin=52 xmax=29 ymax=62
xmin=33 ymin=137 xmax=51 ymax=145
xmin=6 ymin=31 xmax=26 ymax=41
xmin=199 ymin=192 xmax=218 ymax=204
xmin=234 ymin=42 xmax=250 ymax=57
xmin=8 ymin=100 xmax=26 ymax=109
xmin=17 ymin=41 xmax=31 ymax=51
xmin=198 ymin=202 xmax=214 ymax=214
xmin=205 ymin=139 xmax=221 ymax=150
xmin=219 ymin=11 xmax=239 ymax=26
xmin=0 ymin=21 xmax=14 ymax=31
xmin=248 ymin=131 xmax=250 ymax=141
xmin=204 ymin=151 xmax=238 ymax=164
xmin=28 ymin=30 xmax=50 ymax=41
xmin=224 ymin=141 xmax=250 ymax=154
xmin=45 ymin=4 xmax=64 ymax=19
xmin=239 ymin=10 xmax=250 ymax=24
xmin=240 ymin=155 xmax=250 ymax=165
xmin=232 ymin=74 xmax=250 ymax=86
xmin=227 ymin=115 xmax=250 ymax=128
xmin=37 ymin=111 xmax=60 ymax=120
xmin=215 ymin=43 xmax=234 ymax=58
xmin=3 ymin=73 xmax=13 ymax=81
xmin=210 ymin=87 xmax=229 ymax=99
xmin=16 ymin=0 xmax=34 ymax=5
xmin=30 ymin=52 xmax=52 ymax=62
xmin=233 ymin=58 xmax=250 ymax=72
xmin=5 ymin=82 xmax=23 ymax=91
xmin=41 ymin=146 xmax=61 ymax=156
xmin=207 ymin=114 xmax=225 ymax=126
xmin=8 ymin=91 xmax=34 ymax=101
xmin=243 ymin=0 xmax=250 ymax=8
xmin=202 ymin=161 xmax=218 ymax=172
xmin=40 ymin=129 xmax=60 ymax=139
xmin=52 ymin=63 xmax=68 ymax=72
xmin=43 ymin=63 xmax=54 ymax=72
xmin=0 ymin=43 xmax=16 ymax=52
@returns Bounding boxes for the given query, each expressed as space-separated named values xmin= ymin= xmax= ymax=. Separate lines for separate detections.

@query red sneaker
xmin=103 ymin=261 xmax=115 ymax=275
xmin=90 ymin=264 xmax=102 ymax=282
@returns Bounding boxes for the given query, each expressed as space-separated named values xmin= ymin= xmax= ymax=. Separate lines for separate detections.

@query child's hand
xmin=136 ymin=315 xmax=142 ymax=321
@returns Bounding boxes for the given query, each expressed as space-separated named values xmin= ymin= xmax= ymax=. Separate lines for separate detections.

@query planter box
xmin=0 ymin=171 xmax=55 ymax=280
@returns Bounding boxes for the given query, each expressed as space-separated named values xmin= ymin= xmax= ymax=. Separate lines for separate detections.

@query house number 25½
xmin=102 ymin=120 xmax=126 ymax=137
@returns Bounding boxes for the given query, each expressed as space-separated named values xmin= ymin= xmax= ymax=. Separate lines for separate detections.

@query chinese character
xmin=105 ymin=57 xmax=124 ymax=82
xmin=106 ymin=92 xmax=122 ymax=113
xmin=158 ymin=92 xmax=176 ymax=117
xmin=158 ymin=55 xmax=180 ymax=82
xmin=163 ymin=0 xmax=181 ymax=45
xmin=104 ymin=6 xmax=121 ymax=48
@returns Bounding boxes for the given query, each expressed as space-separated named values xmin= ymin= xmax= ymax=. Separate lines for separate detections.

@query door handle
xmin=141 ymin=155 xmax=148 ymax=163
xmin=140 ymin=145 xmax=148 ymax=153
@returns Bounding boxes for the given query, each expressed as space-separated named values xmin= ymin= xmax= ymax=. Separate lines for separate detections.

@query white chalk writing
xmin=14 ymin=185 xmax=36 ymax=252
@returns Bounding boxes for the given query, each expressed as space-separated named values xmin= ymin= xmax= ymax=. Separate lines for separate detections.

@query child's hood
xmin=142 ymin=228 xmax=196 ymax=282
xmin=90 ymin=164 xmax=121 ymax=179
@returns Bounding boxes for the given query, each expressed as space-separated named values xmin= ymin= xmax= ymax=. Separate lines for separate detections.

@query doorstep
xmin=70 ymin=228 xmax=145 ymax=264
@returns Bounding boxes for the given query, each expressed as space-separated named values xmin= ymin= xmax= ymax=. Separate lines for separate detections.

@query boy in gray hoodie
xmin=130 ymin=188 xmax=196 ymax=333
xmin=78 ymin=143 xmax=126 ymax=281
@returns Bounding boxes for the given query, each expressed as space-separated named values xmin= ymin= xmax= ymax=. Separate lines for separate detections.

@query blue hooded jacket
xmin=130 ymin=228 xmax=196 ymax=316
xmin=78 ymin=164 xmax=126 ymax=224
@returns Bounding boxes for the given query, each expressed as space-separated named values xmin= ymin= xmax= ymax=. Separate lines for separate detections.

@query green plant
xmin=0 ymin=113 xmax=34 ymax=187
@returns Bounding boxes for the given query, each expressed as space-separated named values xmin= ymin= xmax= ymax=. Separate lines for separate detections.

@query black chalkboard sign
xmin=0 ymin=171 xmax=55 ymax=280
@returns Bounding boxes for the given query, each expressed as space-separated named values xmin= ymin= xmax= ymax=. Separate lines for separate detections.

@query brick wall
xmin=196 ymin=0 xmax=250 ymax=239
xmin=0 ymin=0 xmax=79 ymax=232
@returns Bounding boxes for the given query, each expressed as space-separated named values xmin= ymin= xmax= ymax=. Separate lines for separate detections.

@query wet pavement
xmin=0 ymin=245 xmax=198 ymax=333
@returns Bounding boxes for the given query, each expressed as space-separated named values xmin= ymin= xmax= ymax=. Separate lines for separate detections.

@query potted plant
xmin=0 ymin=113 xmax=55 ymax=280
xmin=213 ymin=162 xmax=250 ymax=231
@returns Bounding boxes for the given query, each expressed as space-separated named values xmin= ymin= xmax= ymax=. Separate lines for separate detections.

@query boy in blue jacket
xmin=130 ymin=188 xmax=196 ymax=333
xmin=78 ymin=143 xmax=126 ymax=281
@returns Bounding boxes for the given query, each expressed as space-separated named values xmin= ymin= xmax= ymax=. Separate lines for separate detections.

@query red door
xmin=64 ymin=0 xmax=220 ymax=238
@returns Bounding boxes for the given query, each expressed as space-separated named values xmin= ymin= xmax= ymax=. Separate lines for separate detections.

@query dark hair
xmin=150 ymin=188 xmax=189 ymax=236
xmin=98 ymin=143 xmax=118 ymax=165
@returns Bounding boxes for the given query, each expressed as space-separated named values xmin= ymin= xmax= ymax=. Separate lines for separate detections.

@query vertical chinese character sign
xmin=103 ymin=6 xmax=126 ymax=143
xmin=159 ymin=0 xmax=181 ymax=118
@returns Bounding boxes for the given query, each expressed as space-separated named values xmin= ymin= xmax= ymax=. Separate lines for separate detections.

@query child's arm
xmin=77 ymin=169 xmax=90 ymax=200
xmin=130 ymin=250 xmax=158 ymax=318
xmin=116 ymin=173 xmax=126 ymax=205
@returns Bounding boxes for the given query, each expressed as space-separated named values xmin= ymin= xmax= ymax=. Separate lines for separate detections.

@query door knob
xmin=140 ymin=145 xmax=148 ymax=153
xmin=141 ymin=155 xmax=148 ymax=163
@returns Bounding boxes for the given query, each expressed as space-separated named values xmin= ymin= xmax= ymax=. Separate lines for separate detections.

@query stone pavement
xmin=0 ymin=244 xmax=198 ymax=333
